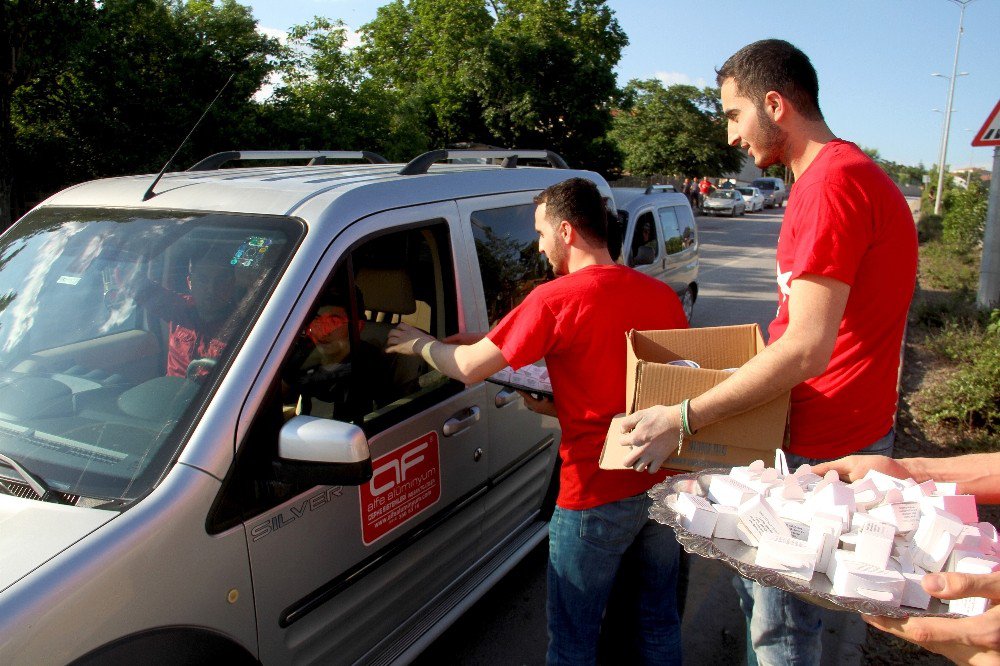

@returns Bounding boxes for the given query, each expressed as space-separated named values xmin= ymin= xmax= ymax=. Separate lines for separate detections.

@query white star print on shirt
xmin=776 ymin=265 xmax=793 ymax=308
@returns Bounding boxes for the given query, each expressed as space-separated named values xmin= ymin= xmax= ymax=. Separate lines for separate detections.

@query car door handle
xmin=495 ymin=387 xmax=520 ymax=408
xmin=443 ymin=406 xmax=481 ymax=437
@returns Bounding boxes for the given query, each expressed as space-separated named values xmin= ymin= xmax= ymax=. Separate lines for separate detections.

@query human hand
xmin=864 ymin=571 xmax=1000 ymax=665
xmin=811 ymin=455 xmax=913 ymax=483
xmin=617 ymin=405 xmax=681 ymax=474
xmin=516 ymin=390 xmax=557 ymax=417
xmin=442 ymin=332 xmax=487 ymax=345
xmin=385 ymin=322 xmax=434 ymax=356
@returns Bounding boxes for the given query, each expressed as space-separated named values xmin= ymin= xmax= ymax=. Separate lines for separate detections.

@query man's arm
xmin=620 ymin=274 xmax=850 ymax=472
xmin=814 ymin=453 xmax=1000 ymax=505
xmin=386 ymin=322 xmax=509 ymax=384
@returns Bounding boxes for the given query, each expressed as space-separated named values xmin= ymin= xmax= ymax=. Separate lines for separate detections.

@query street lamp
xmin=932 ymin=0 xmax=976 ymax=216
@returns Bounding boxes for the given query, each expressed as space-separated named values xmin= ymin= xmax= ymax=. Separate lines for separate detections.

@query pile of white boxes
xmin=672 ymin=458 xmax=999 ymax=615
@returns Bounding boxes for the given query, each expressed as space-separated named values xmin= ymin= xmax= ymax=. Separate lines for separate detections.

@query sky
xmin=244 ymin=0 xmax=1000 ymax=170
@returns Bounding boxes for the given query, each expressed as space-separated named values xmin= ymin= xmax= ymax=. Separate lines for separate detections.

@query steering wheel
xmin=186 ymin=357 xmax=217 ymax=380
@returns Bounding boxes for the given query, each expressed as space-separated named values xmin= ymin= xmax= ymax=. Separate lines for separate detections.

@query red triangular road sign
xmin=973 ymin=99 xmax=1000 ymax=146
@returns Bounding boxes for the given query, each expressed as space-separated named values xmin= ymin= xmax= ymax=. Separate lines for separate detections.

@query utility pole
xmin=933 ymin=0 xmax=975 ymax=215
xmin=977 ymin=145 xmax=1000 ymax=309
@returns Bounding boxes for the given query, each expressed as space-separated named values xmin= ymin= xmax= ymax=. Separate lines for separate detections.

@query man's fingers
xmin=866 ymin=614 xmax=970 ymax=649
xmin=618 ymin=411 xmax=643 ymax=434
xmin=622 ymin=445 xmax=645 ymax=468
xmin=923 ymin=572 xmax=1000 ymax=601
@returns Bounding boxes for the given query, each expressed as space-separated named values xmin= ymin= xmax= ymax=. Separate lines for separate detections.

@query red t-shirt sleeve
xmin=787 ymin=182 xmax=871 ymax=286
xmin=487 ymin=289 xmax=558 ymax=371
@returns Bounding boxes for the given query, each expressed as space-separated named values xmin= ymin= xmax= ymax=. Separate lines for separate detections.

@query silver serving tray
xmin=648 ymin=469 xmax=961 ymax=618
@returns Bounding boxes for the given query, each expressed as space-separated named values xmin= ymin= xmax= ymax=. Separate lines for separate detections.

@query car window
xmin=711 ymin=191 xmax=736 ymax=199
xmin=471 ymin=204 xmax=553 ymax=327
xmin=675 ymin=205 xmax=697 ymax=250
xmin=752 ymin=180 xmax=775 ymax=190
xmin=658 ymin=206 xmax=686 ymax=255
xmin=629 ymin=211 xmax=660 ymax=265
xmin=737 ymin=188 xmax=754 ymax=197
xmin=217 ymin=221 xmax=463 ymax=525
xmin=0 ymin=207 xmax=300 ymax=504
xmin=283 ymin=222 xmax=462 ymax=434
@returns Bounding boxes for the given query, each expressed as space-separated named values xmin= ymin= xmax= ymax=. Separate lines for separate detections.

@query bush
xmin=917 ymin=238 xmax=979 ymax=294
xmin=917 ymin=213 xmax=943 ymax=243
xmin=918 ymin=320 xmax=1000 ymax=430
xmin=942 ymin=181 xmax=988 ymax=249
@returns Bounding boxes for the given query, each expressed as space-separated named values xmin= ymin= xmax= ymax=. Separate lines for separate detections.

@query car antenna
xmin=142 ymin=73 xmax=235 ymax=201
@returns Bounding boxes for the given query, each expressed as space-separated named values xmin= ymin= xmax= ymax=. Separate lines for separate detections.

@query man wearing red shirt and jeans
xmin=387 ymin=177 xmax=688 ymax=664
xmin=619 ymin=40 xmax=918 ymax=665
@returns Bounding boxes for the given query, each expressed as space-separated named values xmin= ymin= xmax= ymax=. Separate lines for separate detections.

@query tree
xmin=357 ymin=0 xmax=493 ymax=148
xmin=354 ymin=0 xmax=626 ymax=170
xmin=477 ymin=0 xmax=627 ymax=172
xmin=262 ymin=17 xmax=429 ymax=160
xmin=10 ymin=0 xmax=280 ymax=221
xmin=1 ymin=0 xmax=95 ymax=230
xmin=610 ymin=79 xmax=741 ymax=178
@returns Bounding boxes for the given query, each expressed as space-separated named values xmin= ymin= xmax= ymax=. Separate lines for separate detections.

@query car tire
xmin=730 ymin=207 xmax=736 ymax=218
xmin=681 ymin=287 xmax=696 ymax=324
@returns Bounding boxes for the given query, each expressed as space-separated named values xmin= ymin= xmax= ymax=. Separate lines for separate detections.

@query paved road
xmin=413 ymin=206 xmax=866 ymax=665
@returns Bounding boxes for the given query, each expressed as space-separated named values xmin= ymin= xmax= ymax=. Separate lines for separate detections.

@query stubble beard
xmin=751 ymin=107 xmax=788 ymax=169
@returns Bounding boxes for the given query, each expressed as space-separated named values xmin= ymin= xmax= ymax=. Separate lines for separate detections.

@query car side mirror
xmin=275 ymin=416 xmax=373 ymax=486
xmin=631 ymin=244 xmax=656 ymax=266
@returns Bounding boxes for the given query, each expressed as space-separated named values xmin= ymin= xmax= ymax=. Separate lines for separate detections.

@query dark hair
xmin=533 ymin=177 xmax=608 ymax=246
xmin=716 ymin=39 xmax=823 ymax=121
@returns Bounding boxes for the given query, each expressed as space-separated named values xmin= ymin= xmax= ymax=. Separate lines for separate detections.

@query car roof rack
xmin=187 ymin=150 xmax=389 ymax=171
xmin=398 ymin=149 xmax=569 ymax=175
xmin=643 ymin=184 xmax=674 ymax=194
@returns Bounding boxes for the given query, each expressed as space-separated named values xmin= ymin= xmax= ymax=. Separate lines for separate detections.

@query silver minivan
xmin=0 ymin=150 xmax=630 ymax=665
xmin=612 ymin=188 xmax=700 ymax=322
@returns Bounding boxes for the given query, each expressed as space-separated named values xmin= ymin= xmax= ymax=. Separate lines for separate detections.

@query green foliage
xmin=920 ymin=321 xmax=1000 ymax=430
xmin=911 ymin=238 xmax=998 ymax=436
xmin=916 ymin=213 xmax=943 ymax=243
xmin=942 ymin=179 xmax=988 ymax=249
xmin=477 ymin=0 xmax=627 ymax=171
xmin=10 ymin=0 xmax=281 ymax=211
xmin=609 ymin=79 xmax=741 ymax=178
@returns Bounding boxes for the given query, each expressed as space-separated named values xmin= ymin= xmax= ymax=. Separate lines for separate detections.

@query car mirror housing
xmin=275 ymin=416 xmax=373 ymax=486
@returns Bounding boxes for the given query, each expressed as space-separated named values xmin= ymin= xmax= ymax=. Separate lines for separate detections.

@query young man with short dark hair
xmin=387 ymin=177 xmax=688 ymax=664
xmin=619 ymin=39 xmax=918 ymax=664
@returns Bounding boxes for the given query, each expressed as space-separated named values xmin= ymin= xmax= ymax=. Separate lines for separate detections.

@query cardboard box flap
xmin=628 ymin=324 xmax=763 ymax=370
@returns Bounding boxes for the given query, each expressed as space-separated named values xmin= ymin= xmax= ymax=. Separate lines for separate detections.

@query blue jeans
xmin=547 ymin=492 xmax=682 ymax=666
xmin=734 ymin=429 xmax=896 ymax=666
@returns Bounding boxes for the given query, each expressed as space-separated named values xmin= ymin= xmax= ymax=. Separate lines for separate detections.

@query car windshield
xmin=709 ymin=191 xmax=736 ymax=199
xmin=0 ymin=207 xmax=301 ymax=506
xmin=737 ymin=188 xmax=755 ymax=197
xmin=752 ymin=181 xmax=775 ymax=190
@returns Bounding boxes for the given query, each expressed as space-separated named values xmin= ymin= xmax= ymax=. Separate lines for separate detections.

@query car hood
xmin=0 ymin=494 xmax=116 ymax=591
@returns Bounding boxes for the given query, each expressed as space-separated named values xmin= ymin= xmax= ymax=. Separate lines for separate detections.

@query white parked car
xmin=737 ymin=187 xmax=765 ymax=212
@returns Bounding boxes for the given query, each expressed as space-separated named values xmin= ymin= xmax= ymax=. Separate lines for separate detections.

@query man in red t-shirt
xmin=387 ymin=177 xmax=688 ymax=664
xmin=618 ymin=40 xmax=917 ymax=664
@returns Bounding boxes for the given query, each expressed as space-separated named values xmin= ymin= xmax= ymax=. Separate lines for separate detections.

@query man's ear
xmin=558 ymin=220 xmax=574 ymax=244
xmin=765 ymin=90 xmax=785 ymax=122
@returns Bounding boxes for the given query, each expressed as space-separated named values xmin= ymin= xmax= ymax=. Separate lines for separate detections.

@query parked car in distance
xmin=702 ymin=189 xmax=747 ymax=217
xmin=737 ymin=187 xmax=764 ymax=212
xmin=611 ymin=188 xmax=699 ymax=323
xmin=751 ymin=177 xmax=787 ymax=208
xmin=0 ymin=148 xmax=598 ymax=665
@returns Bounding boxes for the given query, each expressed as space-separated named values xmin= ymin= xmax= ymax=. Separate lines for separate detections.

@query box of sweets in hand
xmin=617 ymin=324 xmax=790 ymax=472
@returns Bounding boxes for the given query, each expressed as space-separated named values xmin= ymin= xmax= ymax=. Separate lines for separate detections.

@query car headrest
xmin=356 ymin=268 xmax=416 ymax=315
